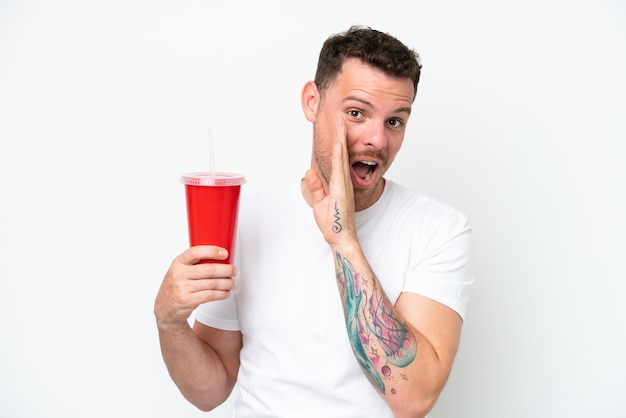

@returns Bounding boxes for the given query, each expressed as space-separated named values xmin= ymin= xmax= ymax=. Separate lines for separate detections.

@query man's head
xmin=302 ymin=26 xmax=420 ymax=211
xmin=314 ymin=25 xmax=422 ymax=102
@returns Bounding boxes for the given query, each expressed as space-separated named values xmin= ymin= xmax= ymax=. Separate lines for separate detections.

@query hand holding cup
xmin=154 ymin=245 xmax=237 ymax=331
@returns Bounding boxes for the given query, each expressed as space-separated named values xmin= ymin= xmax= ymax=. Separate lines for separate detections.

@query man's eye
xmin=348 ymin=110 xmax=362 ymax=118
xmin=388 ymin=119 xmax=403 ymax=128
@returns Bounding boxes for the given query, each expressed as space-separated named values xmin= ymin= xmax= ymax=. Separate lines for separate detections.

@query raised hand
xmin=304 ymin=119 xmax=357 ymax=246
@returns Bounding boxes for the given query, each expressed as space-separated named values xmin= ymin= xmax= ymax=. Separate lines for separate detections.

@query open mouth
xmin=351 ymin=160 xmax=378 ymax=181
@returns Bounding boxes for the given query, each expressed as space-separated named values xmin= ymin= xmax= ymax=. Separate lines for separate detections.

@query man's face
xmin=310 ymin=58 xmax=415 ymax=211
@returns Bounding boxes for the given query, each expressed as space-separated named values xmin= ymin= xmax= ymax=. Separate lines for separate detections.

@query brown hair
xmin=314 ymin=25 xmax=422 ymax=100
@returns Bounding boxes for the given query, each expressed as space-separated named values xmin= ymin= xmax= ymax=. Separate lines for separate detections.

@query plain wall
xmin=1 ymin=0 xmax=624 ymax=416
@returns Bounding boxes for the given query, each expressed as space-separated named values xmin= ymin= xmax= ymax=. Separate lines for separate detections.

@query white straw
xmin=208 ymin=128 xmax=216 ymax=179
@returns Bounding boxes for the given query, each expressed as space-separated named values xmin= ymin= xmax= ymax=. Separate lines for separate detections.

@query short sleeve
xmin=402 ymin=211 xmax=474 ymax=320
xmin=194 ymin=292 xmax=241 ymax=331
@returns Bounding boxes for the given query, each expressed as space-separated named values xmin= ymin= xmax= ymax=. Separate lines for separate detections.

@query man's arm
xmin=332 ymin=246 xmax=461 ymax=417
xmin=304 ymin=121 xmax=462 ymax=417
xmin=154 ymin=246 xmax=242 ymax=411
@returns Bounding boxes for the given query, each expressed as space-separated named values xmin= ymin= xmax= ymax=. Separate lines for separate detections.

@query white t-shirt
xmin=195 ymin=180 xmax=474 ymax=417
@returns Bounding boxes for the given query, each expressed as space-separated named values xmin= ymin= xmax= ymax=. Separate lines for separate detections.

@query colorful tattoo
xmin=337 ymin=252 xmax=385 ymax=392
xmin=336 ymin=252 xmax=417 ymax=395
xmin=368 ymin=285 xmax=417 ymax=368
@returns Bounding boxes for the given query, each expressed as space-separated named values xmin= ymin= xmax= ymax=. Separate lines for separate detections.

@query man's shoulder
xmin=386 ymin=181 xmax=467 ymax=222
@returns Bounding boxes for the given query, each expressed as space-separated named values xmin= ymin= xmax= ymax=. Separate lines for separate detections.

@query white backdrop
xmin=1 ymin=0 xmax=625 ymax=417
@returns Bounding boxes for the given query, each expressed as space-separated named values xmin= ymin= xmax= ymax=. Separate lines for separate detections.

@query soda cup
xmin=180 ymin=172 xmax=246 ymax=264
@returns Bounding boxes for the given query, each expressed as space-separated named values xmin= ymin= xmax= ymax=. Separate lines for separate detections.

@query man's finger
xmin=185 ymin=263 xmax=237 ymax=281
xmin=334 ymin=119 xmax=350 ymax=181
xmin=331 ymin=119 xmax=353 ymax=201
xmin=179 ymin=246 xmax=229 ymax=265
xmin=304 ymin=168 xmax=327 ymax=205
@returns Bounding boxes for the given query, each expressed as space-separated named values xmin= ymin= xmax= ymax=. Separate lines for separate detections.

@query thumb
xmin=304 ymin=169 xmax=327 ymax=204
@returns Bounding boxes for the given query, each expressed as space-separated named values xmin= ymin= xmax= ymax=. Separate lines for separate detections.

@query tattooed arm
xmin=303 ymin=121 xmax=462 ymax=418
xmin=331 ymin=249 xmax=462 ymax=418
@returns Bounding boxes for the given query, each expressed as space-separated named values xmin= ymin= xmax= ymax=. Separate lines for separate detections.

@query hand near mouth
xmin=304 ymin=119 xmax=357 ymax=247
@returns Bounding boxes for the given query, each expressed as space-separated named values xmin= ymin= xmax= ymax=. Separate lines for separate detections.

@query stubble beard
xmin=312 ymin=133 xmax=389 ymax=211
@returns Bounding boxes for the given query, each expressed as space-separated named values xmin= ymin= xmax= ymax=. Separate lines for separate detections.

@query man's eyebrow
xmin=343 ymin=96 xmax=412 ymax=115
xmin=396 ymin=106 xmax=412 ymax=115
xmin=343 ymin=95 xmax=372 ymax=107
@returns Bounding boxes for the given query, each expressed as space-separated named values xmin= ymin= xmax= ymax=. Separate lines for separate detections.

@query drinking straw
xmin=208 ymin=128 xmax=216 ymax=180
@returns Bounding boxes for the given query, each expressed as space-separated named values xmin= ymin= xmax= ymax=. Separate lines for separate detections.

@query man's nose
xmin=363 ymin=122 xmax=387 ymax=149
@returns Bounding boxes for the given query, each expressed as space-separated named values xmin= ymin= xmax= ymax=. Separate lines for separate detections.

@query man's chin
xmin=353 ymin=179 xmax=385 ymax=211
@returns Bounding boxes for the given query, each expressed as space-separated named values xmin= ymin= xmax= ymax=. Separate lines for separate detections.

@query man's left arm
xmin=332 ymin=244 xmax=462 ymax=418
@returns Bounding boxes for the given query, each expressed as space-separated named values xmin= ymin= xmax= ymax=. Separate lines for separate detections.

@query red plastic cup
xmin=180 ymin=172 xmax=246 ymax=264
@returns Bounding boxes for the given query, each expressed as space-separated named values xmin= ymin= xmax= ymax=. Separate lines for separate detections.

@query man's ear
xmin=301 ymin=81 xmax=320 ymax=122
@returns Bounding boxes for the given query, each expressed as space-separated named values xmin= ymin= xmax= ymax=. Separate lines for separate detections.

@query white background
xmin=1 ymin=0 xmax=625 ymax=417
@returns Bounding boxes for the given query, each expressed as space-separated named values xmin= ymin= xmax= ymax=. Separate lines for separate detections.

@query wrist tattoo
xmin=332 ymin=202 xmax=342 ymax=233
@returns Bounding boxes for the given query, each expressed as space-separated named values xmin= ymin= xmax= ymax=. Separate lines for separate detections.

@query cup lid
xmin=180 ymin=172 xmax=246 ymax=187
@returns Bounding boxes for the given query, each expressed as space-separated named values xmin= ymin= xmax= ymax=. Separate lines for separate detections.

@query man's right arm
xmin=154 ymin=246 xmax=241 ymax=411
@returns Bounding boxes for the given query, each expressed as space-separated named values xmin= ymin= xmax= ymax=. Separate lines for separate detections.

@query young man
xmin=154 ymin=26 xmax=473 ymax=418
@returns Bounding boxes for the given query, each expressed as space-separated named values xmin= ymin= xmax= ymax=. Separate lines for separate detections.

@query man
xmin=154 ymin=25 xmax=473 ymax=418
